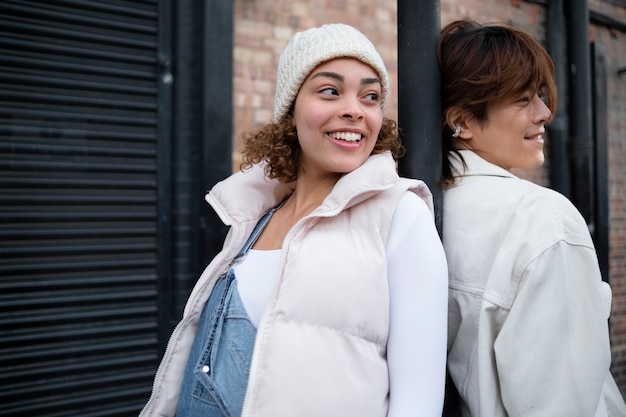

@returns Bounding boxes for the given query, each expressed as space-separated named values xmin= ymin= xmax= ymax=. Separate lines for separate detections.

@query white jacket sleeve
xmin=495 ymin=240 xmax=612 ymax=417
xmin=386 ymin=191 xmax=449 ymax=417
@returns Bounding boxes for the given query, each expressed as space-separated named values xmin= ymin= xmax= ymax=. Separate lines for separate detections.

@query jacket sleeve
xmin=494 ymin=240 xmax=612 ymax=417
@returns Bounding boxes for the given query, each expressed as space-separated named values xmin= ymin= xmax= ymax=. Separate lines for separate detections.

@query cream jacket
xmin=139 ymin=152 xmax=434 ymax=417
xmin=443 ymin=150 xmax=626 ymax=417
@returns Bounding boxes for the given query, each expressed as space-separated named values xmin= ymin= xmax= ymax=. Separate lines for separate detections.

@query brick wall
xmin=590 ymin=2 xmax=626 ymax=392
xmin=233 ymin=0 xmax=626 ymax=395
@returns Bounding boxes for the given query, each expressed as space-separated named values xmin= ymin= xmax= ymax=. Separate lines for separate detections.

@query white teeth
xmin=329 ymin=132 xmax=362 ymax=142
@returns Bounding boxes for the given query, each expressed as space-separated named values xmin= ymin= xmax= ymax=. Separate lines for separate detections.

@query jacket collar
xmin=206 ymin=152 xmax=399 ymax=226
xmin=450 ymin=150 xmax=517 ymax=180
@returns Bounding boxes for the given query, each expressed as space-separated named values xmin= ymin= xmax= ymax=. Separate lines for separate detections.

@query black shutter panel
xmin=0 ymin=1 xmax=169 ymax=415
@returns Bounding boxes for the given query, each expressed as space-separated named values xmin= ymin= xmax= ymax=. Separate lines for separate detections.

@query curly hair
xmin=240 ymin=114 xmax=404 ymax=184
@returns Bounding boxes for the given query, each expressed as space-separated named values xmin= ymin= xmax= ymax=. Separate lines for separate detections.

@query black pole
xmin=566 ymin=0 xmax=594 ymax=224
xmin=172 ymin=0 xmax=207 ymax=324
xmin=546 ymin=0 xmax=570 ymax=197
xmin=202 ymin=1 xmax=232 ymax=263
xmin=591 ymin=42 xmax=610 ymax=283
xmin=170 ymin=0 xmax=233 ymax=322
xmin=397 ymin=0 xmax=442 ymax=232
xmin=398 ymin=3 xmax=462 ymax=413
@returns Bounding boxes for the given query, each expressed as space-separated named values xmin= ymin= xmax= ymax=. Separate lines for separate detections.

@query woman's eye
xmin=539 ymin=92 xmax=548 ymax=103
xmin=364 ymin=92 xmax=379 ymax=101
xmin=320 ymin=87 xmax=338 ymax=96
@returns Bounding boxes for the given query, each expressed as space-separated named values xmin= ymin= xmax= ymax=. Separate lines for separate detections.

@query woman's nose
xmin=341 ymin=96 xmax=364 ymax=119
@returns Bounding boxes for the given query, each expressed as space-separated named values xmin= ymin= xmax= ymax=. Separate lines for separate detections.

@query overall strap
xmin=234 ymin=200 xmax=285 ymax=260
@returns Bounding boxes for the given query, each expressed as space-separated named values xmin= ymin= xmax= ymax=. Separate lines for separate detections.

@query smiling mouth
xmin=328 ymin=132 xmax=362 ymax=142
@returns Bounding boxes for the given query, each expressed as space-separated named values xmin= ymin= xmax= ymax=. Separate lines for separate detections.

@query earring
xmin=452 ymin=123 xmax=461 ymax=138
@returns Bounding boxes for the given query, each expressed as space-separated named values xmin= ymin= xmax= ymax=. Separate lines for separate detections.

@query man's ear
xmin=444 ymin=107 xmax=473 ymax=140
xmin=444 ymin=107 xmax=463 ymax=132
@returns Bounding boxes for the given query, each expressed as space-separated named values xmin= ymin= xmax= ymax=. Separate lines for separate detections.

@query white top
xmin=234 ymin=191 xmax=449 ymax=416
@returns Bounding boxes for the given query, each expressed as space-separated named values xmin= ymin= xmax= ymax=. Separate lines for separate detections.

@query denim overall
xmin=176 ymin=206 xmax=280 ymax=417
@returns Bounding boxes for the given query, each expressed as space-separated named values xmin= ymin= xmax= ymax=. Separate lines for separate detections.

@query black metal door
xmin=0 ymin=0 xmax=172 ymax=415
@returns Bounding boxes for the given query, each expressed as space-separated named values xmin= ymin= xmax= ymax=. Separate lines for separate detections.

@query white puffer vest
xmin=139 ymin=152 xmax=433 ymax=417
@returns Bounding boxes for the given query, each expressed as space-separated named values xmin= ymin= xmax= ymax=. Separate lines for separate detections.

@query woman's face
xmin=292 ymin=57 xmax=383 ymax=180
xmin=461 ymin=92 xmax=552 ymax=171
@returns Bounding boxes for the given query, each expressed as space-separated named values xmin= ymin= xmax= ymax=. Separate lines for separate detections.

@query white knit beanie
xmin=273 ymin=23 xmax=390 ymax=123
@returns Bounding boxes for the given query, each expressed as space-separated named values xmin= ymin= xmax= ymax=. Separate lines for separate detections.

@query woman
xmin=140 ymin=23 xmax=448 ymax=417
xmin=437 ymin=20 xmax=626 ymax=417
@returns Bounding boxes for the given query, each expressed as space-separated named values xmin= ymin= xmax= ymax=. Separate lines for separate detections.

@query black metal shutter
xmin=0 ymin=1 xmax=171 ymax=415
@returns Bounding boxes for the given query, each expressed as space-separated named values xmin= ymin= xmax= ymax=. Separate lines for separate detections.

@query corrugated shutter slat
xmin=0 ymin=0 xmax=163 ymax=415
